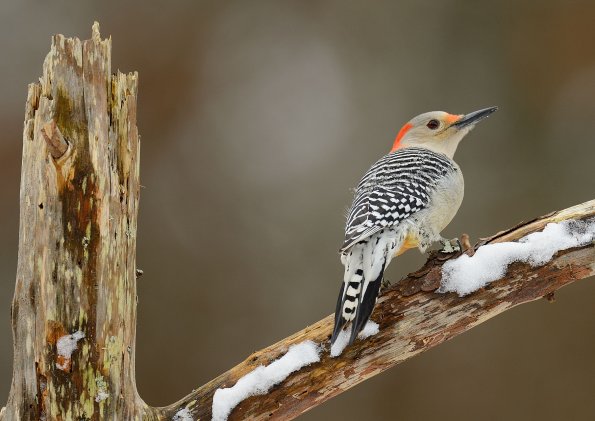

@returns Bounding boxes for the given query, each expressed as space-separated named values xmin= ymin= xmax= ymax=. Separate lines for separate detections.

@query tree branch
xmin=160 ymin=199 xmax=595 ymax=420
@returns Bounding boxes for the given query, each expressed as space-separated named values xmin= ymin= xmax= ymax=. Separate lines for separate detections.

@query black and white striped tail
xmin=331 ymin=264 xmax=385 ymax=347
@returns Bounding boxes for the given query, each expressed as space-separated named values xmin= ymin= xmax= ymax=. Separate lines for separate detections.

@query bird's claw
xmin=440 ymin=238 xmax=461 ymax=254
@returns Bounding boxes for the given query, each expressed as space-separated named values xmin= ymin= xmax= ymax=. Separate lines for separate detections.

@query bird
xmin=331 ymin=106 xmax=498 ymax=348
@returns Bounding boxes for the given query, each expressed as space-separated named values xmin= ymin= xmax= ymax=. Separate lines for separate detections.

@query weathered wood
xmin=2 ymin=23 xmax=595 ymax=421
xmin=41 ymin=120 xmax=69 ymax=159
xmin=2 ymin=23 xmax=159 ymax=420
xmin=159 ymin=200 xmax=595 ymax=421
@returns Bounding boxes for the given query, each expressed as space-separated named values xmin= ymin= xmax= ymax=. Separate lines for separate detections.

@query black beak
xmin=452 ymin=106 xmax=498 ymax=129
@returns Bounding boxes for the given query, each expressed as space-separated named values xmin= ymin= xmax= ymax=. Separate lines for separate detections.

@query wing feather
xmin=341 ymin=148 xmax=456 ymax=252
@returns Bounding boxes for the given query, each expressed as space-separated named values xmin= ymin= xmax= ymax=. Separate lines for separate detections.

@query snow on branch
xmin=158 ymin=199 xmax=595 ymax=421
xmin=440 ymin=218 xmax=595 ymax=296
xmin=330 ymin=320 xmax=379 ymax=357
xmin=211 ymin=341 xmax=320 ymax=421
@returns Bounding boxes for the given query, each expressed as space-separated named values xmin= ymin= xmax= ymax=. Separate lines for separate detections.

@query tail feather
xmin=332 ymin=233 xmax=403 ymax=349
xmin=331 ymin=282 xmax=346 ymax=343
xmin=349 ymin=266 xmax=384 ymax=345
xmin=331 ymin=259 xmax=386 ymax=348
xmin=331 ymin=271 xmax=363 ymax=344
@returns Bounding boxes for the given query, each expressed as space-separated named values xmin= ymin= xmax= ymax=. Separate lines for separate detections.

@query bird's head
xmin=391 ymin=106 xmax=498 ymax=158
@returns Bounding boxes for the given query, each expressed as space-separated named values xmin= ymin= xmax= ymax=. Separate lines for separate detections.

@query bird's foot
xmin=381 ymin=278 xmax=392 ymax=291
xmin=440 ymin=237 xmax=462 ymax=254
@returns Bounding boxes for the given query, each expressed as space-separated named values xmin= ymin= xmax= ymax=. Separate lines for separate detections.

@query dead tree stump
xmin=2 ymin=23 xmax=159 ymax=420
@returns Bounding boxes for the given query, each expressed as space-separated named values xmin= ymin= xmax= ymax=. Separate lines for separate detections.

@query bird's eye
xmin=426 ymin=119 xmax=440 ymax=130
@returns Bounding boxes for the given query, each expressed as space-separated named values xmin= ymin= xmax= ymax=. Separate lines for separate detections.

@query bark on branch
xmin=158 ymin=199 xmax=595 ymax=420
xmin=2 ymin=24 xmax=595 ymax=421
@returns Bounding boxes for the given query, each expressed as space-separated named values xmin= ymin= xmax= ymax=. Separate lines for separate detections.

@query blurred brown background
xmin=1 ymin=1 xmax=595 ymax=420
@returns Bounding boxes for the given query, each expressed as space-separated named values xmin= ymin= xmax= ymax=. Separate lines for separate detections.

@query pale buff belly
xmin=394 ymin=168 xmax=464 ymax=256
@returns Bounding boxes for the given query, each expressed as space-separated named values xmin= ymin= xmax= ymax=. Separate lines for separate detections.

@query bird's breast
xmin=423 ymin=167 xmax=464 ymax=234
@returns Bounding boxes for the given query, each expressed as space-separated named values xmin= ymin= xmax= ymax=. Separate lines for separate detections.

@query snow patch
xmin=212 ymin=340 xmax=320 ymax=421
xmin=360 ymin=320 xmax=380 ymax=338
xmin=56 ymin=330 xmax=85 ymax=370
xmin=172 ymin=408 xmax=193 ymax=421
xmin=330 ymin=321 xmax=379 ymax=358
xmin=440 ymin=219 xmax=595 ymax=296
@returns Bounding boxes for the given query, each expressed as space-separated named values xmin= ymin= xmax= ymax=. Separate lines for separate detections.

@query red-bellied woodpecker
xmin=331 ymin=106 xmax=498 ymax=348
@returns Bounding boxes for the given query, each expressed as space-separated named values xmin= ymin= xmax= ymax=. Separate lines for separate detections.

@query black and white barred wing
xmin=340 ymin=148 xmax=455 ymax=252
xmin=341 ymin=186 xmax=427 ymax=251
